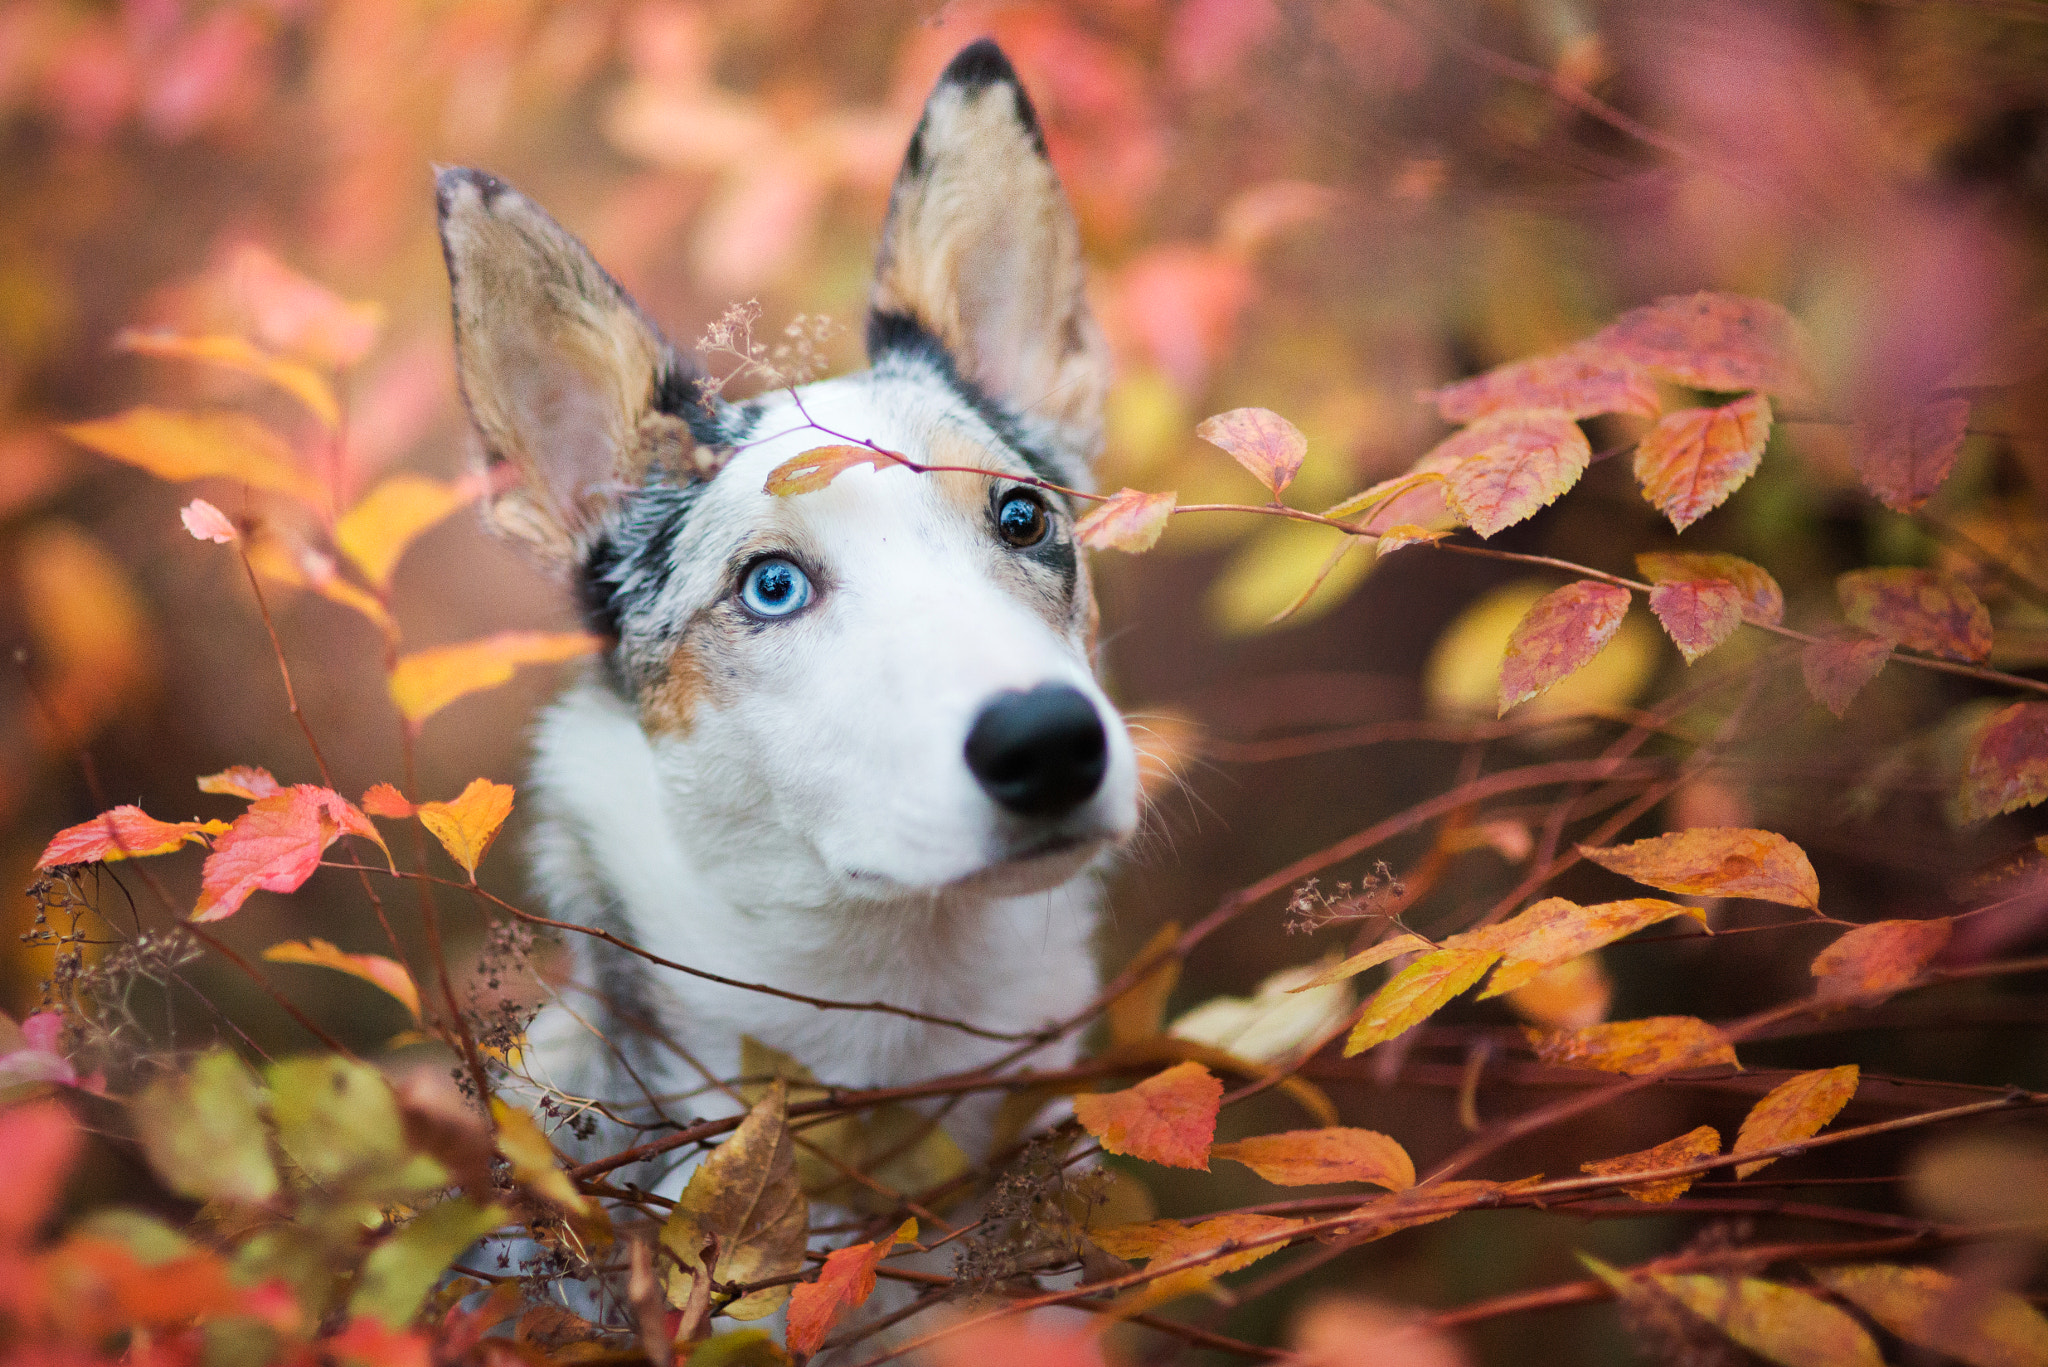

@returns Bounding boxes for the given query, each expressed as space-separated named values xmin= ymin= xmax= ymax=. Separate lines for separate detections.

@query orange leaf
xmin=1853 ymin=397 xmax=1970 ymax=514
xmin=1800 ymin=635 xmax=1892 ymax=717
xmin=225 ymin=243 xmax=384 ymax=370
xmin=360 ymin=782 xmax=415 ymax=818
xmin=1580 ymin=1124 xmax=1721 ymax=1203
xmin=388 ymin=631 xmax=605 ymax=727
xmin=180 ymin=498 xmax=238 ymax=543
xmin=1497 ymin=580 xmax=1632 ymax=715
xmin=1636 ymin=551 xmax=1784 ymax=625
xmin=193 ymin=785 xmax=383 ymax=922
xmin=1632 ymin=394 xmax=1772 ymax=532
xmin=198 ymin=765 xmax=283 ymax=800
xmin=1734 ymin=1065 xmax=1858 ymax=1178
xmin=1810 ymin=919 xmax=1951 ymax=1004
xmin=37 ymin=805 xmax=215 ymax=868
xmin=1480 ymin=898 xmax=1707 ymax=998
xmin=1531 ymin=1016 xmax=1737 ymax=1075
xmin=1212 ymin=1128 xmax=1415 ymax=1190
xmin=1959 ymin=702 xmax=2048 ymax=821
xmin=1501 ymin=954 xmax=1613 ymax=1031
xmin=115 ymin=329 xmax=340 ymax=429
xmin=762 ymin=444 xmax=905 ymax=496
xmin=416 ymin=778 xmax=516 ymax=879
xmin=1435 ymin=409 xmax=1591 ymax=538
xmin=1345 ymin=943 xmax=1500 ymax=1056
xmin=1838 ymin=568 xmax=1991 ymax=663
xmin=1090 ymin=1212 xmax=1301 ymax=1291
xmin=243 ymin=532 xmax=396 ymax=637
xmin=60 ymin=407 xmax=323 ymax=506
xmin=1426 ymin=344 xmax=1660 ymax=424
xmin=785 ymin=1220 xmax=915 ymax=1356
xmin=335 ymin=474 xmax=479 ymax=591
xmin=1647 ymin=579 xmax=1744 ymax=664
xmin=1077 ymin=488 xmax=1177 ymax=553
xmin=1812 ymin=1263 xmax=2048 ymax=1367
xmin=1578 ymin=827 xmax=1819 ymax=909
xmin=263 ymin=939 xmax=422 ymax=1021
xmin=1198 ymin=407 xmax=1308 ymax=495
xmin=1595 ymin=292 xmax=1813 ymax=398
xmin=1072 ymin=1061 xmax=1222 ymax=1169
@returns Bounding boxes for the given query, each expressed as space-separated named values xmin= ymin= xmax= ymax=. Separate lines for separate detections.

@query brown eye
xmin=995 ymin=491 xmax=1049 ymax=547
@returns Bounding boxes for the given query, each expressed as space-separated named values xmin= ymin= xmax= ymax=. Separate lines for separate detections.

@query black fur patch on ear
xmin=866 ymin=310 xmax=1066 ymax=493
xmin=939 ymin=39 xmax=1047 ymax=157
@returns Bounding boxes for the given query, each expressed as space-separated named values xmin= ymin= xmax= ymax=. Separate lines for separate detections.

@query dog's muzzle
xmin=964 ymin=684 xmax=1108 ymax=819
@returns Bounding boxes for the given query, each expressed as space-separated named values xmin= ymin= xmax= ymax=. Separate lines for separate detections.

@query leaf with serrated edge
xmin=1960 ymin=702 xmax=2048 ymax=821
xmin=1212 ymin=1128 xmax=1415 ymax=1190
xmin=1812 ymin=1263 xmax=2048 ymax=1367
xmin=1498 ymin=580 xmax=1632 ymax=716
xmin=1346 ymin=944 xmax=1500 ymax=1055
xmin=1481 ymin=898 xmax=1707 ymax=999
xmin=1801 ymin=635 xmax=1892 ymax=717
xmin=785 ymin=1220 xmax=915 ymax=1357
xmin=387 ymin=631 xmax=604 ymax=727
xmin=61 ymin=408 xmax=325 ymax=505
xmin=1531 ymin=1016 xmax=1737 ymax=1075
xmin=1077 ymin=488 xmax=1176 ymax=552
xmin=1579 ymin=827 xmax=1819 ymax=909
xmin=1436 ymin=410 xmax=1592 ymax=538
xmin=1426 ymin=343 xmax=1660 ymax=423
xmin=360 ymin=782 xmax=414 ymax=817
xmin=1734 ymin=1065 xmax=1858 ymax=1178
xmin=37 ymin=806 xmax=214 ymax=868
xmin=1637 ymin=550 xmax=1784 ymax=624
xmin=1648 ymin=580 xmax=1744 ymax=663
xmin=1853 ymin=397 xmax=1971 ymax=513
xmin=661 ymin=1081 xmax=809 ymax=1321
xmin=1633 ymin=395 xmax=1772 ymax=532
xmin=762 ymin=444 xmax=905 ymax=496
xmin=1198 ymin=407 xmax=1308 ymax=495
xmin=415 ymin=779 xmax=514 ymax=879
xmin=193 ymin=786 xmax=388 ymax=921
xmin=1074 ymin=1061 xmax=1221 ymax=1169
xmin=1594 ymin=292 xmax=1815 ymax=399
xmin=264 ymin=939 xmax=420 ymax=1021
xmin=1811 ymin=919 xmax=1951 ymax=1004
xmin=1580 ymin=1125 xmax=1720 ymax=1203
xmin=1650 ymin=1272 xmax=1883 ymax=1367
xmin=1838 ymin=568 xmax=1991 ymax=663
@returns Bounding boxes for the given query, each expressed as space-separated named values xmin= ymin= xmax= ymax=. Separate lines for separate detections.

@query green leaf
xmin=347 ymin=1197 xmax=507 ymax=1327
xmin=134 ymin=1048 xmax=279 ymax=1204
xmin=267 ymin=1056 xmax=443 ymax=1195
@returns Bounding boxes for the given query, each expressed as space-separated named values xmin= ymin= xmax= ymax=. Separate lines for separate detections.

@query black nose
xmin=965 ymin=684 xmax=1108 ymax=818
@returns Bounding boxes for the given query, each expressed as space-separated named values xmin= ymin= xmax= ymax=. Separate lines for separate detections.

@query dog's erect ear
xmin=437 ymin=168 xmax=704 ymax=566
xmin=868 ymin=41 xmax=1110 ymax=462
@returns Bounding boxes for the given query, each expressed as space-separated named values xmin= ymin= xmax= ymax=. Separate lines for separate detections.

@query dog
xmin=435 ymin=39 xmax=1138 ymax=1192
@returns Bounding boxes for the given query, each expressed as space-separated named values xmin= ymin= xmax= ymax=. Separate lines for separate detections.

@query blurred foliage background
xmin=4 ymin=0 xmax=2047 ymax=1360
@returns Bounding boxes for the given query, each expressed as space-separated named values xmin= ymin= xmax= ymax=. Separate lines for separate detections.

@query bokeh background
xmin=4 ymin=1 xmax=2047 ymax=1360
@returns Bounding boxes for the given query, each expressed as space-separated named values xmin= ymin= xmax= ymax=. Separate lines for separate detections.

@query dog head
xmin=437 ymin=40 xmax=1138 ymax=906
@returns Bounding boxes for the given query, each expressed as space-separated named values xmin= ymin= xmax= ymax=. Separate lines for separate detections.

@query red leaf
xmin=785 ymin=1222 xmax=913 ymax=1357
xmin=1426 ymin=344 xmax=1661 ymax=424
xmin=1800 ymin=635 xmax=1891 ymax=717
xmin=1427 ymin=410 xmax=1590 ymax=538
xmin=361 ymin=782 xmax=415 ymax=818
xmin=1632 ymin=394 xmax=1772 ymax=532
xmin=0 ymin=1100 xmax=80 ymax=1245
xmin=1636 ymin=551 xmax=1784 ymax=625
xmin=1837 ymin=568 xmax=1991 ymax=663
xmin=1647 ymin=579 xmax=1745 ymax=664
xmin=1197 ymin=407 xmax=1309 ymax=496
xmin=1531 ymin=1016 xmax=1737 ymax=1075
xmin=1072 ymin=1061 xmax=1222 ymax=1169
xmin=1497 ymin=580 xmax=1633 ymax=715
xmin=1853 ymin=398 xmax=1970 ymax=513
xmin=1811 ymin=919 xmax=1952 ymax=1003
xmin=1959 ymin=702 xmax=2048 ymax=821
xmin=1595 ymin=292 xmax=1813 ymax=398
xmin=193 ymin=785 xmax=380 ymax=922
xmin=1579 ymin=827 xmax=1819 ymax=909
xmin=762 ymin=444 xmax=906 ymax=496
xmin=198 ymin=765 xmax=283 ymax=800
xmin=37 ymin=805 xmax=216 ymax=868
xmin=1077 ymin=488 xmax=1177 ymax=552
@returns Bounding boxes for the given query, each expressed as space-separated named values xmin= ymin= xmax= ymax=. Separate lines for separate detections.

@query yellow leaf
xmin=1207 ymin=516 xmax=1378 ymax=635
xmin=262 ymin=939 xmax=420 ymax=1021
xmin=1289 ymin=934 xmax=1432 ymax=992
xmin=1091 ymin=1213 xmax=1300 ymax=1301
xmin=490 ymin=1098 xmax=590 ymax=1215
xmin=1579 ymin=1125 xmax=1720 ymax=1202
xmin=1171 ymin=960 xmax=1356 ymax=1064
xmin=1345 ymin=943 xmax=1499 ymax=1056
xmin=1212 ymin=1127 xmax=1415 ymax=1190
xmin=1733 ymin=1066 xmax=1858 ymax=1178
xmin=1579 ymin=827 xmax=1819 ymax=909
xmin=243 ymin=531 xmax=396 ymax=637
xmin=115 ymin=330 xmax=340 ymax=429
xmin=1107 ymin=922 xmax=1181 ymax=1047
xmin=1501 ymin=954 xmax=1612 ymax=1030
xmin=1480 ymin=898 xmax=1705 ymax=998
xmin=415 ymin=779 xmax=515 ymax=879
xmin=388 ymin=631 xmax=605 ymax=727
xmin=1531 ymin=1015 xmax=1737 ymax=1075
xmin=1649 ymin=1273 xmax=1883 ymax=1367
xmin=17 ymin=523 xmax=152 ymax=750
xmin=1812 ymin=1263 xmax=2048 ymax=1367
xmin=335 ymin=474 xmax=480 ymax=590
xmin=762 ymin=444 xmax=905 ymax=495
xmin=661 ymin=1081 xmax=809 ymax=1322
xmin=60 ymin=407 xmax=324 ymax=506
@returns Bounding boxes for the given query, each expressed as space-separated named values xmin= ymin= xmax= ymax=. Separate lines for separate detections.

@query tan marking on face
xmin=640 ymin=638 xmax=712 ymax=736
xmin=926 ymin=428 xmax=1016 ymax=522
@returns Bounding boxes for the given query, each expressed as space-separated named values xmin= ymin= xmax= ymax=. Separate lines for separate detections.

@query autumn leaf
xmin=1346 ymin=943 xmax=1501 ymax=1056
xmin=60 ymin=407 xmax=324 ymax=505
xmin=1959 ymin=702 xmax=2048 ymax=821
xmin=115 ymin=329 xmax=340 ymax=429
xmin=1838 ymin=567 xmax=1991 ymax=662
xmin=1810 ymin=919 xmax=1952 ymax=1004
xmin=1733 ymin=1065 xmax=1859 ymax=1178
xmin=1578 ymin=827 xmax=1820 ymax=909
xmin=225 ymin=243 xmax=385 ymax=369
xmin=37 ymin=805 xmax=216 ymax=868
xmin=131 ymin=1049 xmax=277 ymax=1205
xmin=1290 ymin=934 xmax=1432 ymax=991
xmin=1480 ymin=898 xmax=1707 ymax=999
xmin=180 ymin=498 xmax=237 ymax=543
xmin=762 ymin=444 xmax=905 ymax=495
xmin=1647 ymin=579 xmax=1745 ymax=663
xmin=1198 ymin=407 xmax=1308 ymax=496
xmin=263 ymin=939 xmax=421 ymax=1022
xmin=1212 ymin=1128 xmax=1415 ymax=1190
xmin=349 ymin=1198 xmax=507 ymax=1328
xmin=1425 ymin=344 xmax=1660 ymax=424
xmin=1435 ymin=409 xmax=1592 ymax=537
xmin=387 ymin=631 xmax=604 ymax=727
xmin=1077 ymin=488 xmax=1177 ymax=552
xmin=414 ymin=778 xmax=515 ymax=880
xmin=335 ymin=474 xmax=479 ymax=591
xmin=1107 ymin=922 xmax=1182 ymax=1047
xmin=1853 ymin=397 xmax=1971 ymax=514
xmin=1579 ymin=1125 xmax=1721 ymax=1203
xmin=1632 ymin=394 xmax=1772 ymax=532
xmin=490 ymin=1098 xmax=591 ymax=1216
xmin=661 ymin=1081 xmax=809 ymax=1321
xmin=1169 ymin=960 xmax=1357 ymax=1066
xmin=198 ymin=765 xmax=283 ymax=800
xmin=1812 ymin=1263 xmax=2048 ymax=1367
xmin=1073 ymin=1061 xmax=1222 ymax=1169
xmin=1801 ymin=635 xmax=1892 ymax=717
xmin=193 ymin=785 xmax=385 ymax=921
xmin=1636 ymin=551 xmax=1784 ymax=625
xmin=1648 ymin=1273 xmax=1882 ymax=1367
xmin=1497 ymin=580 xmax=1633 ymax=715
xmin=360 ymin=782 xmax=414 ymax=817
xmin=1090 ymin=1213 xmax=1301 ymax=1297
xmin=1375 ymin=524 xmax=1450 ymax=556
xmin=785 ymin=1220 xmax=916 ymax=1357
xmin=1530 ymin=1016 xmax=1737 ymax=1074
xmin=1502 ymin=954 xmax=1613 ymax=1031
xmin=0 ymin=1101 xmax=80 ymax=1245
xmin=244 ymin=531 xmax=396 ymax=637
xmin=1594 ymin=292 xmax=1814 ymax=398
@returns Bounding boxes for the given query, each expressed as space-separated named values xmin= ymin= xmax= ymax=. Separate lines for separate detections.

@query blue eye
xmin=739 ymin=557 xmax=813 ymax=618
